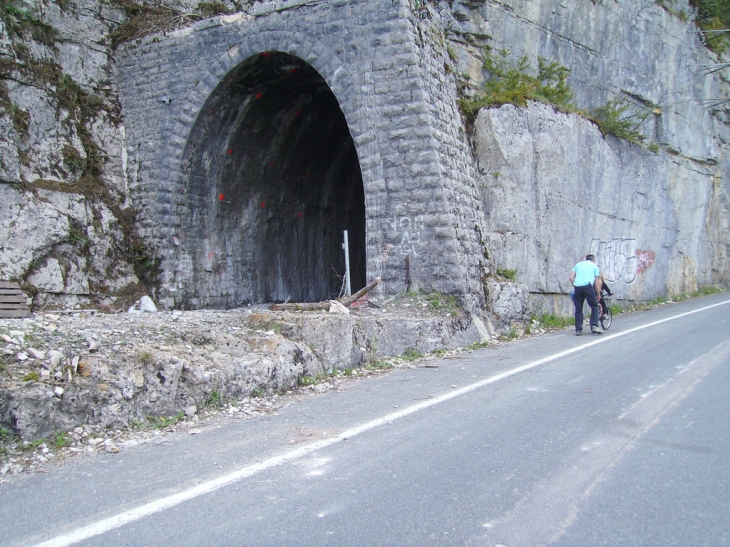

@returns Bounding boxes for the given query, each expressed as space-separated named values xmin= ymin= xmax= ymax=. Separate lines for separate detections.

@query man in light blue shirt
xmin=570 ymin=254 xmax=602 ymax=335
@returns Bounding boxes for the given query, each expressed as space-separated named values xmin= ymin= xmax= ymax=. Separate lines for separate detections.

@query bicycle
xmin=599 ymin=295 xmax=612 ymax=330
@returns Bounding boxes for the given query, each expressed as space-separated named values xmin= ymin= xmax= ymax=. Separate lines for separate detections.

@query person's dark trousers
xmin=573 ymin=284 xmax=600 ymax=332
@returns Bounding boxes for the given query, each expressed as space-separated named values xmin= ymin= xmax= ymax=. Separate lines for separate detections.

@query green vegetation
xmin=53 ymin=431 xmax=72 ymax=449
xmin=147 ymin=412 xmax=185 ymax=429
xmin=533 ymin=313 xmax=575 ymax=329
xmin=61 ymin=144 xmax=85 ymax=176
xmin=459 ymin=49 xmax=574 ymax=121
xmin=298 ymin=374 xmax=321 ymax=387
xmin=196 ymin=2 xmax=232 ymax=17
xmin=599 ymin=286 xmax=725 ymax=316
xmin=68 ymin=223 xmax=91 ymax=251
xmin=496 ymin=268 xmax=518 ymax=281
xmin=1 ymin=0 xmax=57 ymax=47
xmin=255 ymin=320 xmax=283 ymax=334
xmin=137 ymin=350 xmax=153 ymax=366
xmin=425 ymin=291 xmax=461 ymax=316
xmin=657 ymin=0 xmax=689 ymax=21
xmin=206 ymin=389 xmax=224 ymax=408
xmin=459 ymin=49 xmax=654 ymax=147
xmin=0 ymin=0 xmax=162 ymax=292
xmin=111 ymin=0 xmax=234 ymax=48
xmin=22 ymin=371 xmax=40 ymax=382
xmin=366 ymin=360 xmax=395 ymax=371
xmin=400 ymin=348 xmax=424 ymax=362
xmin=447 ymin=44 xmax=458 ymax=62
xmin=690 ymin=0 xmax=730 ymax=53
xmin=589 ymin=99 xmax=647 ymax=145
xmin=690 ymin=285 xmax=724 ymax=296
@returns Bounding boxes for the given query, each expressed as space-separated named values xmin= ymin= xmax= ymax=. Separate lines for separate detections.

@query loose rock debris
xmin=0 ymin=291 xmax=509 ymax=478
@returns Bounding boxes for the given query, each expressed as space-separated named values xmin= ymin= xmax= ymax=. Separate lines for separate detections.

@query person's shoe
xmin=591 ymin=327 xmax=603 ymax=335
xmin=575 ymin=331 xmax=582 ymax=336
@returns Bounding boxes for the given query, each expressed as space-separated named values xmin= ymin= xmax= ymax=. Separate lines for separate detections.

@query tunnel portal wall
xmin=117 ymin=0 xmax=488 ymax=310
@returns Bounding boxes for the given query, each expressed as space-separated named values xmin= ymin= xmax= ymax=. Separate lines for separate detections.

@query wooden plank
xmin=0 ymin=281 xmax=30 ymax=317
xmin=0 ymin=281 xmax=21 ymax=289
xmin=0 ymin=295 xmax=28 ymax=304
xmin=0 ymin=309 xmax=30 ymax=318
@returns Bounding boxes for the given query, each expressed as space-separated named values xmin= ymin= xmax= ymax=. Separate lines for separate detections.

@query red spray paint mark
xmin=290 ymin=68 xmax=297 ymax=73
xmin=269 ymin=161 xmax=275 ymax=167
xmin=636 ymin=249 xmax=656 ymax=274
xmin=296 ymin=212 xmax=303 ymax=219
xmin=261 ymin=51 xmax=270 ymax=57
xmin=218 ymin=194 xmax=225 ymax=201
xmin=207 ymin=251 xmax=215 ymax=260
xmin=294 ymin=110 xmax=301 ymax=116
xmin=227 ymin=149 xmax=233 ymax=155
xmin=261 ymin=202 xmax=266 ymax=208
xmin=256 ymin=93 xmax=263 ymax=99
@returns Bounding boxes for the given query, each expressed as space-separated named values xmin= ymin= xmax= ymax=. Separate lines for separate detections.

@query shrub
xmin=534 ymin=314 xmax=574 ymax=329
xmin=459 ymin=50 xmax=575 ymax=121
xmin=401 ymin=348 xmax=424 ymax=362
xmin=589 ymin=99 xmax=647 ymax=144
xmin=425 ymin=292 xmax=461 ymax=315
xmin=496 ymin=268 xmax=517 ymax=281
xmin=690 ymin=0 xmax=730 ymax=54
xmin=53 ymin=431 xmax=72 ymax=449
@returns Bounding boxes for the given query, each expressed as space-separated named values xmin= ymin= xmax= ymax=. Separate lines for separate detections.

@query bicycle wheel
xmin=600 ymin=306 xmax=612 ymax=330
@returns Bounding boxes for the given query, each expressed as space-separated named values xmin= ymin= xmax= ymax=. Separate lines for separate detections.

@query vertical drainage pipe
xmin=343 ymin=230 xmax=351 ymax=296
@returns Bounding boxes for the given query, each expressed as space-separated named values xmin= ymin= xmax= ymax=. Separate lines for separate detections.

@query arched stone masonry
xmin=180 ymin=51 xmax=366 ymax=305
xmin=116 ymin=0 xmax=489 ymax=310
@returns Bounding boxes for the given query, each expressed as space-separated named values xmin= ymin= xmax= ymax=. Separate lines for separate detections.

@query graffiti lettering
xmin=381 ymin=215 xmax=424 ymax=261
xmin=590 ymin=238 xmax=655 ymax=284
xmin=636 ymin=249 xmax=656 ymax=274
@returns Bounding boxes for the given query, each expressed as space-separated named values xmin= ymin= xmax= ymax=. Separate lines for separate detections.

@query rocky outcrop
xmin=0 ymin=0 xmax=142 ymax=309
xmin=0 ymin=184 xmax=139 ymax=309
xmin=473 ymin=101 xmax=729 ymax=314
xmin=0 ymin=293 xmax=488 ymax=440
xmin=438 ymin=0 xmax=730 ymax=311
xmin=0 ymin=0 xmax=727 ymax=314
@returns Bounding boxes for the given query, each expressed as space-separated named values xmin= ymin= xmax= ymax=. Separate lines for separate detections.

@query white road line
xmin=484 ymin=334 xmax=730 ymax=546
xmin=31 ymin=299 xmax=730 ymax=547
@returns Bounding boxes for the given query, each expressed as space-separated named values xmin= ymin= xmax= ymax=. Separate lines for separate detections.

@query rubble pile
xmin=0 ymin=293 xmax=489 ymax=447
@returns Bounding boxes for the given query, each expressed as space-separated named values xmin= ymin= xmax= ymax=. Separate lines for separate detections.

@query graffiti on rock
xmin=591 ymin=238 xmax=655 ymax=284
xmin=636 ymin=249 xmax=656 ymax=274
xmin=380 ymin=215 xmax=424 ymax=262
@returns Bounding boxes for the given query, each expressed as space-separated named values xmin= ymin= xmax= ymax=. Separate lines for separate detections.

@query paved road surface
xmin=1 ymin=294 xmax=729 ymax=547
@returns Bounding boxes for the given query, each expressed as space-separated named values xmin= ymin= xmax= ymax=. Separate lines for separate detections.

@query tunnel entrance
xmin=181 ymin=52 xmax=366 ymax=307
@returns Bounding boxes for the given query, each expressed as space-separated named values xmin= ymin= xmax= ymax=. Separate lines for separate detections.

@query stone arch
xmin=177 ymin=49 xmax=368 ymax=307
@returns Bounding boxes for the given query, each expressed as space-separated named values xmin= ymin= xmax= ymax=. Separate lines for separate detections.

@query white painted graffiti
xmin=590 ymin=237 xmax=656 ymax=284
xmin=380 ymin=215 xmax=424 ymax=262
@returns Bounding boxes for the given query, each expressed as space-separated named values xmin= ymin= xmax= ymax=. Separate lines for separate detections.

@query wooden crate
xmin=0 ymin=281 xmax=30 ymax=318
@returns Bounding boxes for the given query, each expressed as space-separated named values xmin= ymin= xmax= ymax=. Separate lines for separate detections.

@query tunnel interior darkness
xmin=181 ymin=52 xmax=366 ymax=306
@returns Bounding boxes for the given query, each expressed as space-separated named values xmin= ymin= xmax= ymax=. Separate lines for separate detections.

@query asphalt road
xmin=2 ymin=294 xmax=729 ymax=547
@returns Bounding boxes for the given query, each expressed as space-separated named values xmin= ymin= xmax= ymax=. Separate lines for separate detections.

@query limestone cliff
xmin=0 ymin=0 xmax=727 ymax=314
xmin=438 ymin=0 xmax=730 ymax=311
